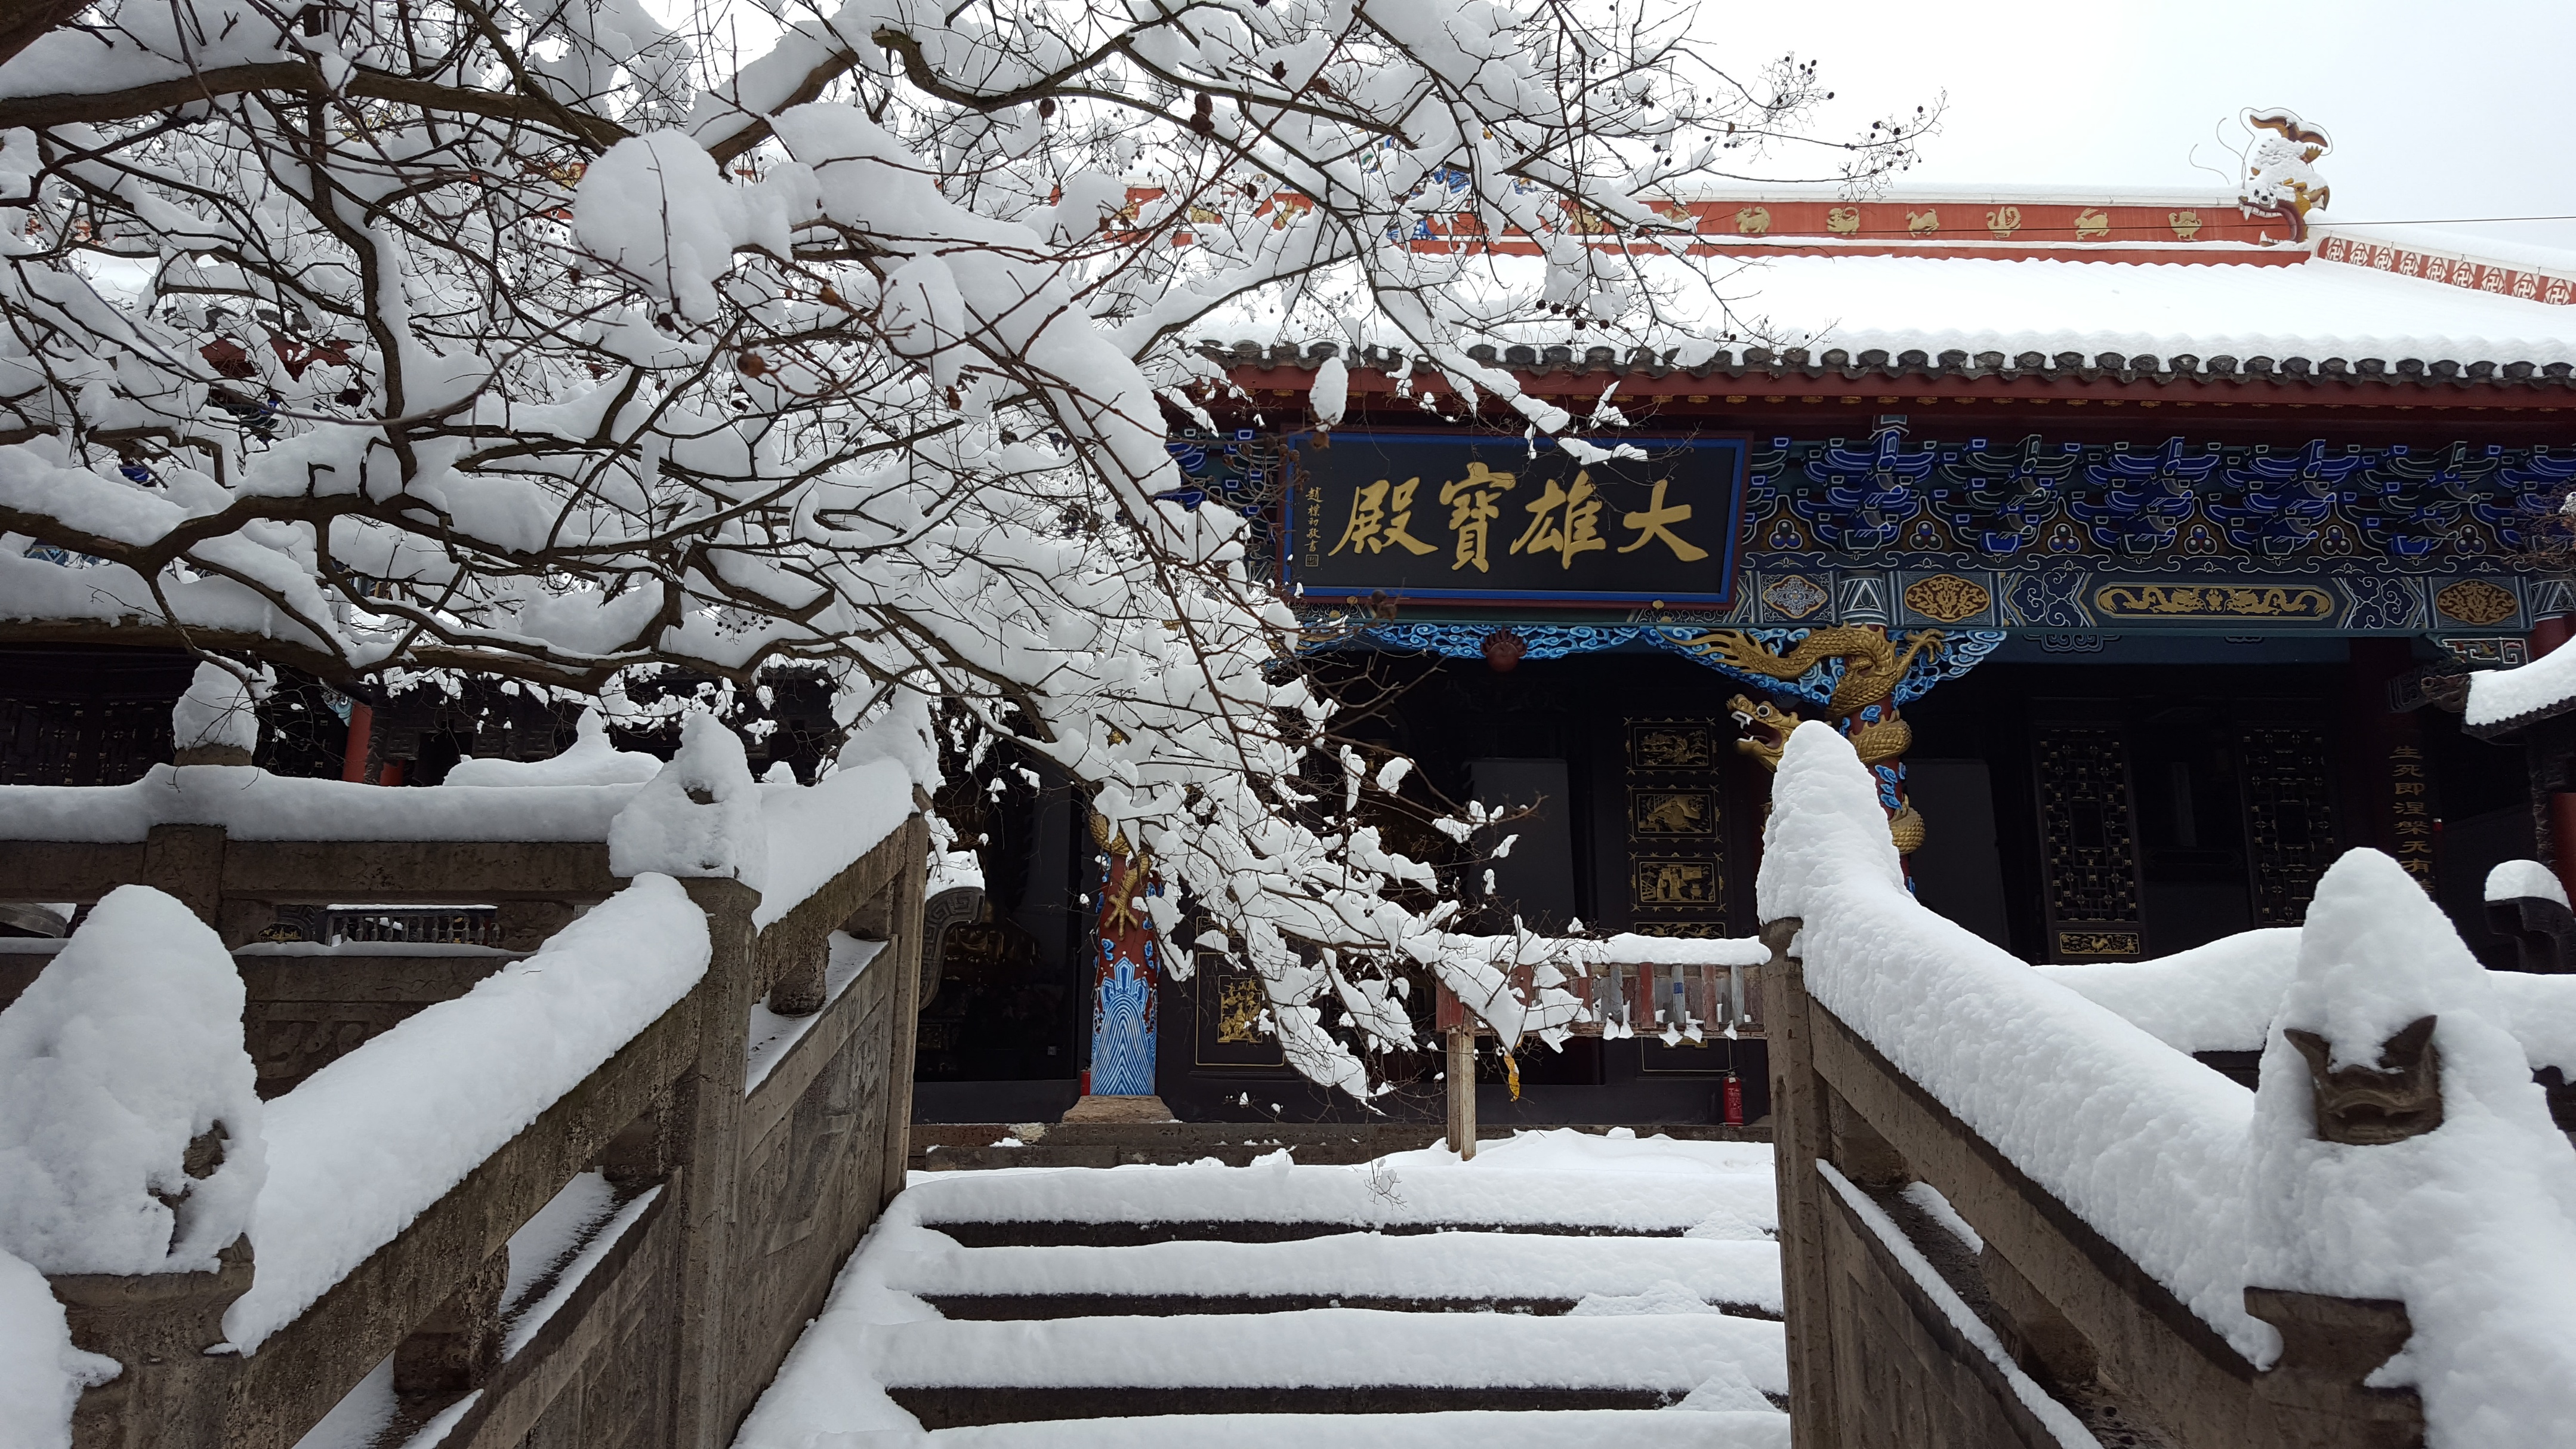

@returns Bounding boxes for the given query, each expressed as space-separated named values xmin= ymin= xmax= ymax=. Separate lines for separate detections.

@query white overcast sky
xmin=1689 ymin=0 xmax=2576 ymax=253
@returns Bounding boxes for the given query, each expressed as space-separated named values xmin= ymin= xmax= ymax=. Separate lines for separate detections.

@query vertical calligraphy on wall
xmin=2387 ymin=743 xmax=2436 ymax=891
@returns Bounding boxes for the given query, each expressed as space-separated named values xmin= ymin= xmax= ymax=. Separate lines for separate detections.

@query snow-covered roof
xmin=1204 ymin=225 xmax=2576 ymax=391
xmin=2464 ymin=642 xmax=2576 ymax=735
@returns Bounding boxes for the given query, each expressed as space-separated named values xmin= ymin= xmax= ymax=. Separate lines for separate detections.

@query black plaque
xmin=1287 ymin=431 xmax=1748 ymax=607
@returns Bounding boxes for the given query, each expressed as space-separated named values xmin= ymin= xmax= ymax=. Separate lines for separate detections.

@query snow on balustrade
xmin=1758 ymin=721 xmax=2263 ymax=1356
xmin=2244 ymin=852 xmax=2576 ymax=1442
xmin=0 ymin=886 xmax=266 ymax=1275
xmin=1765 ymin=720 xmax=2576 ymax=1444
xmin=2037 ymin=918 xmax=2576 ymax=1077
xmin=221 ymin=875 xmax=708 ymax=1352
xmin=0 ymin=886 xmax=261 ymax=1449
xmin=439 ymin=707 xmax=662 ymax=787
xmin=0 ymin=765 xmax=644 ymax=844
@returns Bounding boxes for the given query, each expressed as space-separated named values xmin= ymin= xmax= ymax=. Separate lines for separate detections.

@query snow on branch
xmin=0 ymin=0 xmax=1924 ymax=1096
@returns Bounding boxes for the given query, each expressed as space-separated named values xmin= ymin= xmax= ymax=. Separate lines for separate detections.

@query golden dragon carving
xmin=1687 ymin=627 xmax=1946 ymax=855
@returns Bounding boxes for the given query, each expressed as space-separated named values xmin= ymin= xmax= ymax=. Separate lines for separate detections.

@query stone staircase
xmin=733 ymin=1131 xmax=1793 ymax=1447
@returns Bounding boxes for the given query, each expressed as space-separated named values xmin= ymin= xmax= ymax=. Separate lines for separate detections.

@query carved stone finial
xmin=2283 ymin=1015 xmax=2442 ymax=1145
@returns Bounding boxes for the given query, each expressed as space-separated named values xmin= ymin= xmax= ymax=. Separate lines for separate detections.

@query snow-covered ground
xmin=732 ymin=1130 xmax=1790 ymax=1447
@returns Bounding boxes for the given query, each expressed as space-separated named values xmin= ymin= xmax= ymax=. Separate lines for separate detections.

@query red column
xmin=340 ymin=701 xmax=375 ymax=782
xmin=2532 ymin=615 xmax=2573 ymax=659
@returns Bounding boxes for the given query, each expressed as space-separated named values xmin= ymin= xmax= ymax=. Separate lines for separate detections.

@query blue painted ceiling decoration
xmin=1164 ymin=421 xmax=2560 ymax=647
xmin=1738 ymin=425 xmax=2568 ymax=575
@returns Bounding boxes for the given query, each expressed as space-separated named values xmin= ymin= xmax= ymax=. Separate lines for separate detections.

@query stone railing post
xmin=669 ymin=875 xmax=758 ymax=1449
xmin=849 ymin=816 xmax=929 ymax=1206
xmin=138 ymin=823 xmax=225 ymax=930
xmin=1759 ymin=915 xmax=1844 ymax=1449
xmin=51 ymin=1237 xmax=253 ymax=1449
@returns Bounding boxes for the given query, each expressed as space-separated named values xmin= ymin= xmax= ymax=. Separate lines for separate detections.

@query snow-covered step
xmin=918 ymin=1409 xmax=1792 ymax=1448
xmin=731 ymin=1130 xmax=1790 ymax=1445
xmin=878 ymin=1307 xmax=1785 ymax=1428
xmin=900 ymin=1229 xmax=1781 ymax=1318
xmin=906 ymin=1137 xmax=1777 ymax=1238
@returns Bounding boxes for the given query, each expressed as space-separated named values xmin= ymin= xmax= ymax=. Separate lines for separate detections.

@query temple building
xmin=922 ymin=164 xmax=2576 ymax=1127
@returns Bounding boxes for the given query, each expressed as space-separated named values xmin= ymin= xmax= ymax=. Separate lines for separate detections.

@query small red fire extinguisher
xmin=1721 ymin=1071 xmax=1745 ymax=1126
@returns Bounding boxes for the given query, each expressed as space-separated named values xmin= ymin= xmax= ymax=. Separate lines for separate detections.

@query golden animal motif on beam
xmin=1826 ymin=206 xmax=1861 ymax=236
xmin=2094 ymin=583 xmax=2335 ymax=620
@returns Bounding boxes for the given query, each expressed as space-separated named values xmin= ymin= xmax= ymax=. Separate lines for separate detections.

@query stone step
xmin=909 ymin=1121 xmax=1771 ymax=1172
xmin=872 ymin=1306 xmax=1787 ymax=1425
xmin=896 ymin=1225 xmax=1782 ymax=1318
xmin=892 ymin=1385 xmax=1686 ymax=1428
xmin=914 ymin=1408 xmax=1791 ymax=1447
xmin=923 ymin=1218 xmax=1699 ymax=1248
xmin=919 ymin=1291 xmax=1781 ymax=1320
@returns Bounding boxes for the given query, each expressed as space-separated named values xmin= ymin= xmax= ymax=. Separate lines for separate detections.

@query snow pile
xmin=607 ymin=713 xmax=768 ymax=892
xmin=224 ymin=875 xmax=708 ymax=1351
xmin=442 ymin=707 xmax=662 ymax=787
xmin=2482 ymin=859 xmax=2567 ymax=907
xmin=0 ymin=886 xmax=265 ymax=1275
xmin=1757 ymin=722 xmax=2264 ymax=1356
xmin=2465 ymin=645 xmax=2576 ymax=730
xmin=0 ymin=1247 xmax=120 ymax=1449
xmin=2034 ymin=930 xmax=2300 ymax=1054
xmin=2490 ymin=973 xmax=2576 ymax=1076
xmin=171 ymin=661 xmax=262 ymax=755
xmin=2242 ymin=850 xmax=2576 ymax=1442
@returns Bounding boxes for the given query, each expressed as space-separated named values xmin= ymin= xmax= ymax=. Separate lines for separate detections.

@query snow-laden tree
xmin=0 ymin=0 xmax=1926 ymax=1096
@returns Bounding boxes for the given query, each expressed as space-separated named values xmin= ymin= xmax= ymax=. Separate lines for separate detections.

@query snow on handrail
xmin=1756 ymin=722 xmax=2265 ymax=1360
xmin=221 ymin=875 xmax=709 ymax=1352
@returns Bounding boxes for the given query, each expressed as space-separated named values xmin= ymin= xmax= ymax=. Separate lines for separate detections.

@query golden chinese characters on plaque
xmin=1334 ymin=464 xmax=1710 ymax=572
xmin=1217 ymin=976 xmax=1266 ymax=1044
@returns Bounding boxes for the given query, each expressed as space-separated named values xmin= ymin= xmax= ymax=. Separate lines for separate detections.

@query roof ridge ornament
xmin=2239 ymin=109 xmax=2333 ymax=242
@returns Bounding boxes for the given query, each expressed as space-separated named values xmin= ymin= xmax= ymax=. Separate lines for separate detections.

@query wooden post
xmin=1761 ymin=915 xmax=1843 ymax=1449
xmin=1445 ymin=1028 xmax=1477 ymax=1161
